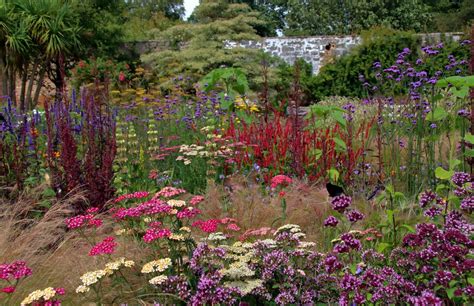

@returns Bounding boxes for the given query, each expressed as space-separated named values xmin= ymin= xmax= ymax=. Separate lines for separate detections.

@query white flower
xmin=149 ymin=275 xmax=168 ymax=285
xmin=141 ymin=258 xmax=172 ymax=274
xmin=76 ymin=285 xmax=90 ymax=294
xmin=167 ymin=199 xmax=186 ymax=207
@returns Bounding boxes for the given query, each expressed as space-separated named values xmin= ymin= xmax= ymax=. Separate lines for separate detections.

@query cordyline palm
xmin=13 ymin=0 xmax=82 ymax=107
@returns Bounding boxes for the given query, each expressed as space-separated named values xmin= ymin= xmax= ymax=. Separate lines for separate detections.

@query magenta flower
xmin=89 ymin=237 xmax=117 ymax=256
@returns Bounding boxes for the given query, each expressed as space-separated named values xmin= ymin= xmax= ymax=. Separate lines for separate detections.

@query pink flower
xmin=226 ymin=223 xmax=241 ymax=231
xmin=65 ymin=214 xmax=102 ymax=229
xmin=192 ymin=219 xmax=221 ymax=233
xmin=176 ymin=207 xmax=201 ymax=219
xmin=154 ymin=187 xmax=186 ymax=199
xmin=189 ymin=195 xmax=205 ymax=206
xmin=113 ymin=199 xmax=171 ymax=220
xmin=270 ymin=174 xmax=292 ymax=189
xmin=114 ymin=191 xmax=150 ymax=203
xmin=55 ymin=288 xmax=66 ymax=295
xmin=86 ymin=207 xmax=99 ymax=214
xmin=1 ymin=286 xmax=15 ymax=293
xmin=119 ymin=71 xmax=126 ymax=82
xmin=278 ymin=191 xmax=286 ymax=198
xmin=143 ymin=228 xmax=172 ymax=243
xmin=0 ymin=261 xmax=32 ymax=280
xmin=89 ymin=237 xmax=117 ymax=256
xmin=220 ymin=218 xmax=237 ymax=224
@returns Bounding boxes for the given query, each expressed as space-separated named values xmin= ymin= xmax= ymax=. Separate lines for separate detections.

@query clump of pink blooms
xmin=189 ymin=195 xmax=205 ymax=206
xmin=113 ymin=199 xmax=172 ymax=219
xmin=270 ymin=175 xmax=292 ymax=189
xmin=192 ymin=218 xmax=241 ymax=233
xmin=65 ymin=208 xmax=102 ymax=229
xmin=0 ymin=261 xmax=32 ymax=281
xmin=143 ymin=228 xmax=172 ymax=243
xmin=114 ymin=191 xmax=150 ymax=203
xmin=89 ymin=236 xmax=118 ymax=256
xmin=154 ymin=187 xmax=186 ymax=198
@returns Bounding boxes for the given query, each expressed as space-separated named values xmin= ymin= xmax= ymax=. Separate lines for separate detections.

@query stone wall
xmin=131 ymin=32 xmax=464 ymax=75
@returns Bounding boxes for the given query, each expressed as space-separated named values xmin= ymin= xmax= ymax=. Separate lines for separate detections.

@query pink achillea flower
xmin=114 ymin=191 xmax=150 ymax=203
xmin=65 ymin=214 xmax=102 ymax=229
xmin=226 ymin=223 xmax=241 ymax=231
xmin=113 ymin=199 xmax=171 ymax=219
xmin=270 ymin=174 xmax=292 ymax=189
xmin=143 ymin=228 xmax=172 ymax=243
xmin=54 ymin=288 xmax=66 ymax=295
xmin=89 ymin=237 xmax=117 ymax=256
xmin=192 ymin=219 xmax=221 ymax=233
xmin=1 ymin=286 xmax=15 ymax=293
xmin=220 ymin=218 xmax=237 ymax=224
xmin=189 ymin=195 xmax=205 ymax=205
xmin=177 ymin=207 xmax=202 ymax=219
xmin=0 ymin=261 xmax=32 ymax=280
xmin=154 ymin=187 xmax=186 ymax=198
xmin=239 ymin=227 xmax=274 ymax=241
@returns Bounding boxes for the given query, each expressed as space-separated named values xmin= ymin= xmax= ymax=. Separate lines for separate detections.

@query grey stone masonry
xmin=131 ymin=33 xmax=464 ymax=75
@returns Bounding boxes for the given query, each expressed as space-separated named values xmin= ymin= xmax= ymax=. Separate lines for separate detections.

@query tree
xmin=142 ymin=0 xmax=272 ymax=91
xmin=284 ymin=0 xmax=432 ymax=36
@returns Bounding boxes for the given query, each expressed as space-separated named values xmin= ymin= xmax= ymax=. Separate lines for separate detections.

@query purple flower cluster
xmin=331 ymin=195 xmax=352 ymax=213
xmin=452 ymin=172 xmax=471 ymax=187
xmin=345 ymin=209 xmax=364 ymax=223
xmin=323 ymin=216 xmax=339 ymax=227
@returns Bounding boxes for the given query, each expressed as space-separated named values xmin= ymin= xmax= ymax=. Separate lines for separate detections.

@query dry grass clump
xmin=199 ymin=176 xmax=331 ymax=244
xmin=0 ymin=186 xmax=149 ymax=305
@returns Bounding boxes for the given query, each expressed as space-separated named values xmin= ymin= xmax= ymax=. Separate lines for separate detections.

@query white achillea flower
xmin=220 ymin=261 xmax=255 ymax=278
xmin=75 ymin=285 xmax=90 ymax=294
xmin=149 ymin=275 xmax=168 ymax=285
xmin=207 ymin=232 xmax=227 ymax=241
xmin=141 ymin=258 xmax=172 ymax=274
xmin=80 ymin=269 xmax=107 ymax=286
xmin=21 ymin=287 xmax=57 ymax=305
xmin=275 ymin=224 xmax=301 ymax=234
xmin=298 ymin=241 xmax=316 ymax=248
xmin=169 ymin=233 xmax=185 ymax=241
xmin=224 ymin=279 xmax=264 ymax=295
xmin=179 ymin=226 xmax=191 ymax=232
xmin=167 ymin=199 xmax=186 ymax=207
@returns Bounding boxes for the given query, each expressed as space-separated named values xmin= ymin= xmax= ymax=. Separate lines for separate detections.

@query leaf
xmin=333 ymin=137 xmax=347 ymax=152
xmin=327 ymin=168 xmax=339 ymax=183
xmin=435 ymin=167 xmax=453 ymax=180
xmin=377 ymin=242 xmax=390 ymax=253
xmin=465 ymin=133 xmax=474 ymax=144
xmin=468 ymin=278 xmax=474 ymax=286
xmin=310 ymin=149 xmax=322 ymax=160
xmin=465 ymin=149 xmax=474 ymax=158
xmin=42 ymin=188 xmax=56 ymax=198
xmin=425 ymin=107 xmax=448 ymax=122
xmin=400 ymin=224 xmax=415 ymax=233
xmin=449 ymin=159 xmax=461 ymax=170
xmin=446 ymin=287 xmax=456 ymax=300
xmin=331 ymin=111 xmax=346 ymax=128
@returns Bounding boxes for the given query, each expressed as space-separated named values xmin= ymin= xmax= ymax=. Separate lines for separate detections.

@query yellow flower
xmin=21 ymin=287 xmax=57 ymax=305
xmin=79 ymin=269 xmax=107 ymax=286
xmin=167 ymin=199 xmax=186 ymax=207
xmin=179 ymin=226 xmax=191 ymax=232
xmin=75 ymin=285 xmax=90 ymax=294
xmin=169 ymin=233 xmax=185 ymax=241
xmin=141 ymin=258 xmax=172 ymax=274
xmin=149 ymin=275 xmax=168 ymax=285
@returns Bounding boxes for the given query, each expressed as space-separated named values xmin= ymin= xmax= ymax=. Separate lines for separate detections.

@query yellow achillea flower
xmin=141 ymin=258 xmax=172 ymax=274
xmin=167 ymin=199 xmax=186 ymax=207
xmin=169 ymin=233 xmax=185 ymax=241
xmin=21 ymin=287 xmax=57 ymax=305
xmin=149 ymin=275 xmax=168 ymax=285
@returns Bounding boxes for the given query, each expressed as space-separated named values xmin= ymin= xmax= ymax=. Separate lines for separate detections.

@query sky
xmin=184 ymin=0 xmax=200 ymax=19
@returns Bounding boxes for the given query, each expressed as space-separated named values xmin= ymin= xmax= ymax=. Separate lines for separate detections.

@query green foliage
xmin=284 ymin=0 xmax=432 ymax=36
xmin=309 ymin=28 xmax=420 ymax=101
xmin=141 ymin=0 xmax=272 ymax=93
xmin=307 ymin=28 xmax=470 ymax=101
